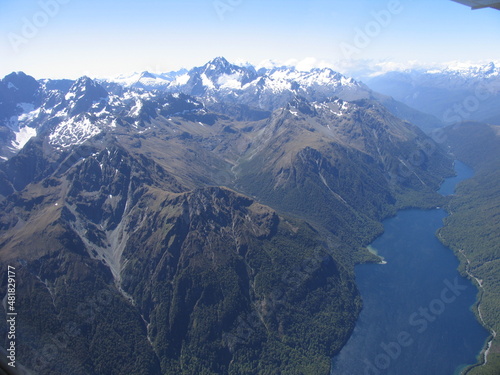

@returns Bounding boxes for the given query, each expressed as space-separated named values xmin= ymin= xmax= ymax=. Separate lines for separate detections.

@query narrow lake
xmin=331 ymin=161 xmax=489 ymax=375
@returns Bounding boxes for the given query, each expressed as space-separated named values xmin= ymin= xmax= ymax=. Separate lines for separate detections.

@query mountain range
xmin=364 ymin=62 xmax=500 ymax=126
xmin=0 ymin=57 xmax=479 ymax=375
xmin=107 ymin=57 xmax=443 ymax=131
xmin=0 ymin=57 xmax=450 ymax=163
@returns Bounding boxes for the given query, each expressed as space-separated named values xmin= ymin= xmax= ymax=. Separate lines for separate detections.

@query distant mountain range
xmin=364 ymin=62 xmax=500 ymax=126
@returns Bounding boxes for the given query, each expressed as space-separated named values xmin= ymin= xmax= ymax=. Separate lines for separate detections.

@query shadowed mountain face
xmin=234 ymin=98 xmax=451 ymax=245
xmin=0 ymin=67 xmax=453 ymax=374
xmin=0 ymin=146 xmax=360 ymax=374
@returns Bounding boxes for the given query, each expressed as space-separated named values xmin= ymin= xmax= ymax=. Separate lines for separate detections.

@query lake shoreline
xmin=331 ymin=160 xmax=489 ymax=375
xmin=436 ymin=160 xmax=496 ymax=374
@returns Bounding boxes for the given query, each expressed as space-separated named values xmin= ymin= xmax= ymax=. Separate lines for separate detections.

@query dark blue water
xmin=331 ymin=161 xmax=489 ymax=375
xmin=438 ymin=160 xmax=475 ymax=196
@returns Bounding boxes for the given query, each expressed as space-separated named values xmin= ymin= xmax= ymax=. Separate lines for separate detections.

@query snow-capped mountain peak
xmin=0 ymin=71 xmax=40 ymax=107
xmin=66 ymin=76 xmax=107 ymax=100
xmin=482 ymin=62 xmax=496 ymax=75
xmin=428 ymin=61 xmax=499 ymax=79
xmin=65 ymin=76 xmax=109 ymax=117
xmin=139 ymin=71 xmax=158 ymax=80
xmin=204 ymin=56 xmax=232 ymax=72
xmin=100 ymin=58 xmax=370 ymax=109
xmin=125 ymin=57 xmax=371 ymax=109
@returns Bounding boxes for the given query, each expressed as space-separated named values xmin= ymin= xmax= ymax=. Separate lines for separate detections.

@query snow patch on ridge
xmin=217 ymin=73 xmax=244 ymax=89
xmin=49 ymin=117 xmax=102 ymax=149
xmin=201 ymin=73 xmax=215 ymax=89
xmin=129 ymin=99 xmax=143 ymax=117
xmin=12 ymin=126 xmax=37 ymax=150
xmin=7 ymin=103 xmax=40 ymax=150
xmin=171 ymin=73 xmax=190 ymax=87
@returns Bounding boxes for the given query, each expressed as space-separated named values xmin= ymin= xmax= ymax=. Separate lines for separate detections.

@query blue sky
xmin=0 ymin=0 xmax=499 ymax=79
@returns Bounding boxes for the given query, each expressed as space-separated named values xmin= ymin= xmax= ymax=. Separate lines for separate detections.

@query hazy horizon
xmin=1 ymin=0 xmax=499 ymax=80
